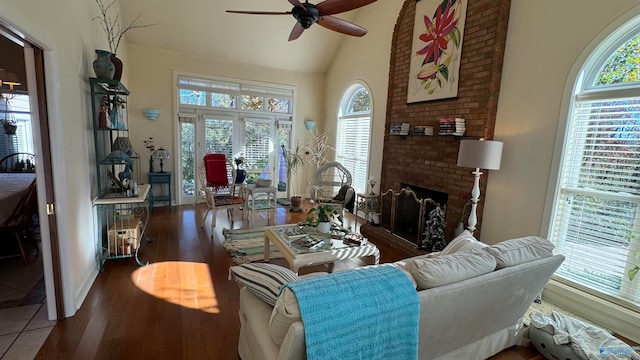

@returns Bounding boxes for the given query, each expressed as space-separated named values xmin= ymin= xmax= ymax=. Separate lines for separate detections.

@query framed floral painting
xmin=407 ymin=0 xmax=468 ymax=103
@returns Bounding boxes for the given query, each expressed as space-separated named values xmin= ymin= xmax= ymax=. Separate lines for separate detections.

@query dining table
xmin=0 ymin=173 xmax=36 ymax=224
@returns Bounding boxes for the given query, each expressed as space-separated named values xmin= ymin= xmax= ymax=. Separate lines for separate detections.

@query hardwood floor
xmin=35 ymin=202 xmax=543 ymax=359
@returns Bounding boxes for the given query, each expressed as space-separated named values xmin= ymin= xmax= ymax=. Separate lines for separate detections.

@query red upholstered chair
xmin=200 ymin=154 xmax=245 ymax=237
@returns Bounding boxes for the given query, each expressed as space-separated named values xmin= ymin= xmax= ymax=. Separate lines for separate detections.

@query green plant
xmin=306 ymin=204 xmax=343 ymax=225
xmin=629 ymin=250 xmax=640 ymax=281
xmin=282 ymin=145 xmax=306 ymax=197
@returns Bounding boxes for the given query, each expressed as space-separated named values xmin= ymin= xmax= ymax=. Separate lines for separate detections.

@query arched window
xmin=549 ymin=21 xmax=640 ymax=308
xmin=336 ymin=83 xmax=372 ymax=194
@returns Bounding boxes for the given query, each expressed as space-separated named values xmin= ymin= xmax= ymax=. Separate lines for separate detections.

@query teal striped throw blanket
xmin=281 ymin=265 xmax=419 ymax=360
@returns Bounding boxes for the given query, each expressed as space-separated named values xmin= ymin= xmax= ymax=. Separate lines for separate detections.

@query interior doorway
xmin=0 ymin=23 xmax=63 ymax=327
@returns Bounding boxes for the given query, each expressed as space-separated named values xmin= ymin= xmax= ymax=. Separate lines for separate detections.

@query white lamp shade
xmin=457 ymin=139 xmax=503 ymax=170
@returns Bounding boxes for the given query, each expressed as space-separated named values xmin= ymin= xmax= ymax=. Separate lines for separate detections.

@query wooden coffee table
xmin=264 ymin=224 xmax=380 ymax=274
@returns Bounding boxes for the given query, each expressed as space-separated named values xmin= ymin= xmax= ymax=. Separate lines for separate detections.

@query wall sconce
xmin=142 ymin=108 xmax=160 ymax=120
xmin=304 ymin=120 xmax=316 ymax=131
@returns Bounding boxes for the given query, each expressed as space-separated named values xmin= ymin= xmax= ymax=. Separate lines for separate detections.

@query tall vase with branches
xmin=93 ymin=0 xmax=156 ymax=80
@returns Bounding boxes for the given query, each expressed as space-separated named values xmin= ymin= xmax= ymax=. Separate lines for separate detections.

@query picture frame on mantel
xmin=407 ymin=0 xmax=468 ymax=103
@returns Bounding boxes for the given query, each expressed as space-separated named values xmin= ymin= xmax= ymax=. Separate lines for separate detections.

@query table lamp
xmin=456 ymin=138 xmax=503 ymax=233
xmin=152 ymin=147 xmax=171 ymax=173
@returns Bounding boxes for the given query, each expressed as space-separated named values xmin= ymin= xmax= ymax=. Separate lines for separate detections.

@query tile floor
xmin=0 ymin=254 xmax=55 ymax=359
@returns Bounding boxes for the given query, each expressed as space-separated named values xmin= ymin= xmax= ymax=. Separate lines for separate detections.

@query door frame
xmin=1 ymin=21 xmax=65 ymax=320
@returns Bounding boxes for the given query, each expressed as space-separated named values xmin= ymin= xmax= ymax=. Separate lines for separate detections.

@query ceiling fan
xmin=226 ymin=0 xmax=377 ymax=41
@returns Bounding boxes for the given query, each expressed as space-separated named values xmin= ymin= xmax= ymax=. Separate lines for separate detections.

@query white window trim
xmin=173 ymin=71 xmax=295 ymax=205
xmin=336 ymin=81 xmax=373 ymax=196
xmin=541 ymin=8 xmax=640 ymax=341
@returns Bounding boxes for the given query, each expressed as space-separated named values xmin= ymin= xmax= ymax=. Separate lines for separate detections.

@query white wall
xmin=324 ymin=0 xmax=404 ymax=194
xmin=0 ymin=0 xmax=110 ymax=316
xmin=125 ymin=44 xmax=325 ymax=200
xmin=482 ymin=0 xmax=640 ymax=243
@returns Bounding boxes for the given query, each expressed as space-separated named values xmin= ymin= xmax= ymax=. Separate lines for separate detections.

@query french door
xmin=178 ymin=112 xmax=281 ymax=205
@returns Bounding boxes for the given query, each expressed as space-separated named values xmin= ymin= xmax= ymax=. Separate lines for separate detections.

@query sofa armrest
xmin=278 ymin=322 xmax=306 ymax=360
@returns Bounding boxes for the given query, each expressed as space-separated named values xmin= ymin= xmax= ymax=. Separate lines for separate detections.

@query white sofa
xmin=235 ymin=233 xmax=564 ymax=360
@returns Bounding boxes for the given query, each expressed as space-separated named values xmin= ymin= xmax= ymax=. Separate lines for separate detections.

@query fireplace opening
xmin=380 ymin=184 xmax=448 ymax=249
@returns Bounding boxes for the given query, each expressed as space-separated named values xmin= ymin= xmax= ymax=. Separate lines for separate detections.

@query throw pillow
xmin=229 ymin=263 xmax=301 ymax=306
xmin=483 ymin=236 xmax=554 ymax=268
xmin=439 ymin=230 xmax=488 ymax=256
xmin=409 ymin=250 xmax=497 ymax=290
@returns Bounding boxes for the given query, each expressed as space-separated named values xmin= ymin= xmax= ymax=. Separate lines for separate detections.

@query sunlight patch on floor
xmin=131 ymin=261 xmax=219 ymax=313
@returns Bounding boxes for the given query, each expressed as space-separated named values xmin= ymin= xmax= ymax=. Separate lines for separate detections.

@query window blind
xmin=551 ymin=96 xmax=640 ymax=307
xmin=336 ymin=116 xmax=371 ymax=194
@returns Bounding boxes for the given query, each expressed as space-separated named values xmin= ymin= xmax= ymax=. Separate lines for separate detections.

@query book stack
xmin=390 ymin=122 xmax=410 ymax=135
xmin=438 ymin=118 xmax=466 ymax=136
xmin=412 ymin=125 xmax=434 ymax=136
xmin=291 ymin=236 xmax=325 ymax=250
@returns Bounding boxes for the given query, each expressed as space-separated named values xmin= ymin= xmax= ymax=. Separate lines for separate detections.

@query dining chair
xmin=200 ymin=154 xmax=245 ymax=238
xmin=0 ymin=178 xmax=38 ymax=265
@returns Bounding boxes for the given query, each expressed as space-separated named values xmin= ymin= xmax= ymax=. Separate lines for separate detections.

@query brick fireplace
xmin=363 ymin=0 xmax=510 ymax=254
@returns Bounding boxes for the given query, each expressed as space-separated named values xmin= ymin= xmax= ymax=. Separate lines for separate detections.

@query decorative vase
xmin=93 ymin=50 xmax=115 ymax=79
xmin=110 ymin=54 xmax=123 ymax=81
xmin=235 ymin=169 xmax=246 ymax=184
xmin=317 ymin=221 xmax=332 ymax=234
xmin=149 ymin=157 xmax=154 ymax=173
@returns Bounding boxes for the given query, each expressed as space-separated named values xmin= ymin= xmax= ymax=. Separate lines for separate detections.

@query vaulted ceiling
xmin=119 ymin=0 xmax=365 ymax=74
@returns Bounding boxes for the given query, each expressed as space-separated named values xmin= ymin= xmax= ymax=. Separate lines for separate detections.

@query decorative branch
xmin=93 ymin=0 xmax=157 ymax=54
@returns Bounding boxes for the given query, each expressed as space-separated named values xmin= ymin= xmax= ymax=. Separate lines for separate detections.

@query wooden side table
xmin=356 ymin=193 xmax=378 ymax=228
xmin=148 ymin=172 xmax=172 ymax=207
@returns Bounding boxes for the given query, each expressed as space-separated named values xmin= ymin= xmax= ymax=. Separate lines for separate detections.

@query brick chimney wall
xmin=382 ymin=0 xmax=511 ymax=240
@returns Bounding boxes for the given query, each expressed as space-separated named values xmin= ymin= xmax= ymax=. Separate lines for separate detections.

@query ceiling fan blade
xmin=316 ymin=16 xmax=367 ymax=37
xmin=288 ymin=22 xmax=305 ymax=41
xmin=316 ymin=0 xmax=377 ymax=16
xmin=226 ymin=10 xmax=291 ymax=15
xmin=287 ymin=0 xmax=306 ymax=9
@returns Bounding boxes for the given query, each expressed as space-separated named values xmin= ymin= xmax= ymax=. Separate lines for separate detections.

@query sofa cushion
xmin=440 ymin=230 xmax=488 ymax=256
xmin=396 ymin=231 xmax=487 ymax=274
xmin=229 ymin=263 xmax=301 ymax=306
xmin=269 ymin=287 xmax=300 ymax=345
xmin=409 ymin=250 xmax=497 ymax=290
xmin=483 ymin=236 xmax=554 ymax=269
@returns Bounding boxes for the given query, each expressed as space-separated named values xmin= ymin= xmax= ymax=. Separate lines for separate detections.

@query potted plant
xmin=2 ymin=119 xmax=17 ymax=135
xmin=306 ymin=204 xmax=343 ymax=233
xmin=282 ymin=144 xmax=306 ymax=212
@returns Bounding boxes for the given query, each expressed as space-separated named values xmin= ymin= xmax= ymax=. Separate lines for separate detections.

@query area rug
xmin=222 ymin=227 xmax=284 ymax=264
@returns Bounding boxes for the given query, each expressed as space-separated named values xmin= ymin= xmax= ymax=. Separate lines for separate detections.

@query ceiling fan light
xmin=299 ymin=16 xmax=314 ymax=29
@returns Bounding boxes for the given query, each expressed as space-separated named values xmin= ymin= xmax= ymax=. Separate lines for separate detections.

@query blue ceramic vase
xmin=93 ymin=50 xmax=115 ymax=79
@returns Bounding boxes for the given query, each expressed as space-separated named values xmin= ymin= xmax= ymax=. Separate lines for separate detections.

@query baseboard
xmin=543 ymin=279 xmax=640 ymax=343
xmin=74 ymin=266 xmax=99 ymax=315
